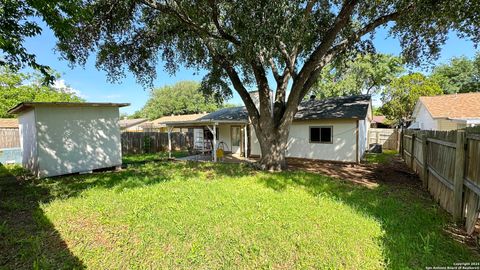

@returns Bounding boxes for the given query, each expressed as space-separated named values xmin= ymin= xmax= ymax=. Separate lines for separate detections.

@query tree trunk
xmin=254 ymin=121 xmax=290 ymax=171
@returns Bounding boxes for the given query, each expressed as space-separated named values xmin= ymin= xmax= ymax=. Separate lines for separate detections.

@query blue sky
xmin=24 ymin=23 xmax=478 ymax=115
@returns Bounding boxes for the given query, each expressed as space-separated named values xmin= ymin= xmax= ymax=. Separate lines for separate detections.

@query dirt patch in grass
xmin=286 ymin=154 xmax=416 ymax=188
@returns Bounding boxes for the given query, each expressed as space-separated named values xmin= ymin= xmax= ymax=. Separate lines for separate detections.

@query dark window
xmin=310 ymin=127 xmax=332 ymax=143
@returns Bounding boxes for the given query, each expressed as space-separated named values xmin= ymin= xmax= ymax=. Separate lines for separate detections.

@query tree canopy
xmin=138 ymin=81 xmax=221 ymax=120
xmin=430 ymin=53 xmax=480 ymax=94
xmin=311 ymin=53 xmax=404 ymax=99
xmin=0 ymin=68 xmax=84 ymax=118
xmin=380 ymin=73 xmax=442 ymax=124
xmin=25 ymin=0 xmax=480 ymax=169
xmin=0 ymin=0 xmax=84 ymax=84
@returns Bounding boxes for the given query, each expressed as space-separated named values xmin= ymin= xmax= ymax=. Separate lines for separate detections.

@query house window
xmin=309 ymin=126 xmax=332 ymax=143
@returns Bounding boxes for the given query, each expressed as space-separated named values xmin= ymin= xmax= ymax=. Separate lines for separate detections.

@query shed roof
xmin=0 ymin=118 xmax=19 ymax=128
xmin=418 ymin=92 xmax=480 ymax=119
xmin=8 ymin=102 xmax=130 ymax=114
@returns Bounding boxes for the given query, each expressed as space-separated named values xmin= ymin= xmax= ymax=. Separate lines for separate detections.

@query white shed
xmin=8 ymin=102 xmax=129 ymax=178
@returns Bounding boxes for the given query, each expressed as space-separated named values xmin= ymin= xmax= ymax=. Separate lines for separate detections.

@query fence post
xmin=400 ymin=130 xmax=404 ymax=159
xmin=410 ymin=133 xmax=415 ymax=169
xmin=421 ymin=134 xmax=428 ymax=188
xmin=453 ymin=130 xmax=466 ymax=222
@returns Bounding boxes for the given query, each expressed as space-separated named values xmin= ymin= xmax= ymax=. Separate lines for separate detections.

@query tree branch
xmin=208 ymin=0 xmax=241 ymax=45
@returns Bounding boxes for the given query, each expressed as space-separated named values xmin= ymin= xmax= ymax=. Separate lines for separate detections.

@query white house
xmin=410 ymin=92 xmax=480 ymax=130
xmin=165 ymin=94 xmax=372 ymax=163
xmin=8 ymin=102 xmax=129 ymax=178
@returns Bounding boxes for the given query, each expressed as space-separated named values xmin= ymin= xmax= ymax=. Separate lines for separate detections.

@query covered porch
xmin=165 ymin=119 xmax=251 ymax=162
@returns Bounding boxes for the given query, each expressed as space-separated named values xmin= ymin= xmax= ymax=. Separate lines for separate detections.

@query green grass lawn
xmin=0 ymin=154 xmax=478 ymax=269
xmin=365 ymin=150 xmax=399 ymax=164
xmin=122 ymin=150 xmax=189 ymax=164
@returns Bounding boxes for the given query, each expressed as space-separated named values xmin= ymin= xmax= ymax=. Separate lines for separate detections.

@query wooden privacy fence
xmin=401 ymin=128 xmax=480 ymax=234
xmin=0 ymin=128 xmax=20 ymax=149
xmin=121 ymin=131 xmax=193 ymax=155
xmin=368 ymin=128 xmax=400 ymax=150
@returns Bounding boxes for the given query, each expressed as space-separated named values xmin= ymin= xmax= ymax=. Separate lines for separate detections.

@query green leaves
xmin=311 ymin=53 xmax=404 ymax=99
xmin=0 ymin=68 xmax=84 ymax=118
xmin=430 ymin=53 xmax=480 ymax=94
xmin=380 ymin=73 xmax=443 ymax=123
xmin=139 ymin=81 xmax=221 ymax=120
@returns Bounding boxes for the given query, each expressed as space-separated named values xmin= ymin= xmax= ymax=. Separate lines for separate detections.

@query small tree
xmin=380 ymin=73 xmax=442 ymax=124
xmin=0 ymin=68 xmax=84 ymax=118
xmin=50 ymin=0 xmax=480 ymax=170
xmin=140 ymin=81 xmax=220 ymax=119
xmin=430 ymin=53 xmax=480 ymax=94
xmin=311 ymin=53 xmax=404 ymax=99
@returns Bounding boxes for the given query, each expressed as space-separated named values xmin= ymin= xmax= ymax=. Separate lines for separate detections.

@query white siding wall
xmin=412 ymin=104 xmax=438 ymax=130
xmin=358 ymin=119 xmax=366 ymax=160
xmin=437 ymin=119 xmax=464 ymax=131
xmin=217 ymin=125 xmax=231 ymax=151
xmin=18 ymin=109 xmax=38 ymax=174
xmin=34 ymin=106 xmax=122 ymax=177
xmin=250 ymin=119 xmax=359 ymax=162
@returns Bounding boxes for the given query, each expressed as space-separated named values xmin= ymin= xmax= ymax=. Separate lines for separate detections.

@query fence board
xmin=121 ymin=131 xmax=193 ymax=155
xmin=368 ymin=128 xmax=400 ymax=150
xmin=0 ymin=128 xmax=20 ymax=149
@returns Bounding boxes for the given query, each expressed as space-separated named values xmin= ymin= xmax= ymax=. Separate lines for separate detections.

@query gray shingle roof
xmin=199 ymin=95 xmax=371 ymax=122
xmin=295 ymin=95 xmax=371 ymax=120
xmin=198 ymin=106 xmax=249 ymax=122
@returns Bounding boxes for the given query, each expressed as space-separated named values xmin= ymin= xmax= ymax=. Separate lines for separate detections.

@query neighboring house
xmin=119 ymin=118 xmax=148 ymax=132
xmin=0 ymin=118 xmax=21 ymax=163
xmin=8 ymin=102 xmax=129 ymax=178
xmin=141 ymin=113 xmax=208 ymax=132
xmin=410 ymin=92 xmax=480 ymax=130
xmin=371 ymin=115 xmax=392 ymax=128
xmin=164 ymin=94 xmax=372 ymax=163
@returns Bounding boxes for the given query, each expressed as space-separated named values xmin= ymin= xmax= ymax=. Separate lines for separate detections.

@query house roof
xmin=8 ymin=102 xmax=130 ymax=114
xmin=372 ymin=115 xmax=386 ymax=124
xmin=119 ymin=118 xmax=148 ymax=129
xmin=0 ymin=118 xmax=19 ymax=128
xmin=152 ymin=113 xmax=208 ymax=124
xmin=294 ymin=95 xmax=371 ymax=120
xmin=198 ymin=107 xmax=249 ymax=122
xmin=419 ymin=92 xmax=480 ymax=119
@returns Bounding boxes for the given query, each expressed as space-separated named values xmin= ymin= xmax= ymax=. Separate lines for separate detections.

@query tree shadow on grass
xmin=257 ymin=161 xmax=480 ymax=269
xmin=0 ymin=163 xmax=85 ymax=269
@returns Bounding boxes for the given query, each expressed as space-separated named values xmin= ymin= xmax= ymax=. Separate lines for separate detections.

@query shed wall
xmin=18 ymin=109 xmax=38 ymax=174
xmin=35 ymin=106 xmax=122 ymax=177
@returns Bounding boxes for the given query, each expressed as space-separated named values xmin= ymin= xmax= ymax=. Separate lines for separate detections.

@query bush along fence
xmin=401 ymin=128 xmax=480 ymax=234
xmin=121 ymin=131 xmax=193 ymax=155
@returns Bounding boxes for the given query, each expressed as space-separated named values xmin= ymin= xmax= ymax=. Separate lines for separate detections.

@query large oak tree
xmin=53 ymin=0 xmax=480 ymax=170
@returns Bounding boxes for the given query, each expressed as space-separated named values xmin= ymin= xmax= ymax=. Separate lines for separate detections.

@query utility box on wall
xmin=8 ymin=102 xmax=129 ymax=178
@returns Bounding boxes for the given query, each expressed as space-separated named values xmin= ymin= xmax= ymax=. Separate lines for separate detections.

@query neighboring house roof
xmin=142 ymin=113 xmax=209 ymax=128
xmin=419 ymin=92 xmax=480 ymax=119
xmin=295 ymin=95 xmax=371 ymax=120
xmin=0 ymin=118 xmax=19 ymax=128
xmin=372 ymin=115 xmax=386 ymax=124
xmin=119 ymin=118 xmax=148 ymax=129
xmin=8 ymin=102 xmax=130 ymax=114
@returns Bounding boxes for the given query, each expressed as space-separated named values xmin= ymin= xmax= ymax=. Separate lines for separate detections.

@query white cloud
xmin=52 ymin=79 xmax=87 ymax=98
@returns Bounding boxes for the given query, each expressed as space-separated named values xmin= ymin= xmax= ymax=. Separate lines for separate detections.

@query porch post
xmin=167 ymin=126 xmax=173 ymax=158
xmin=213 ymin=124 xmax=217 ymax=162
xmin=244 ymin=124 xmax=248 ymax=158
